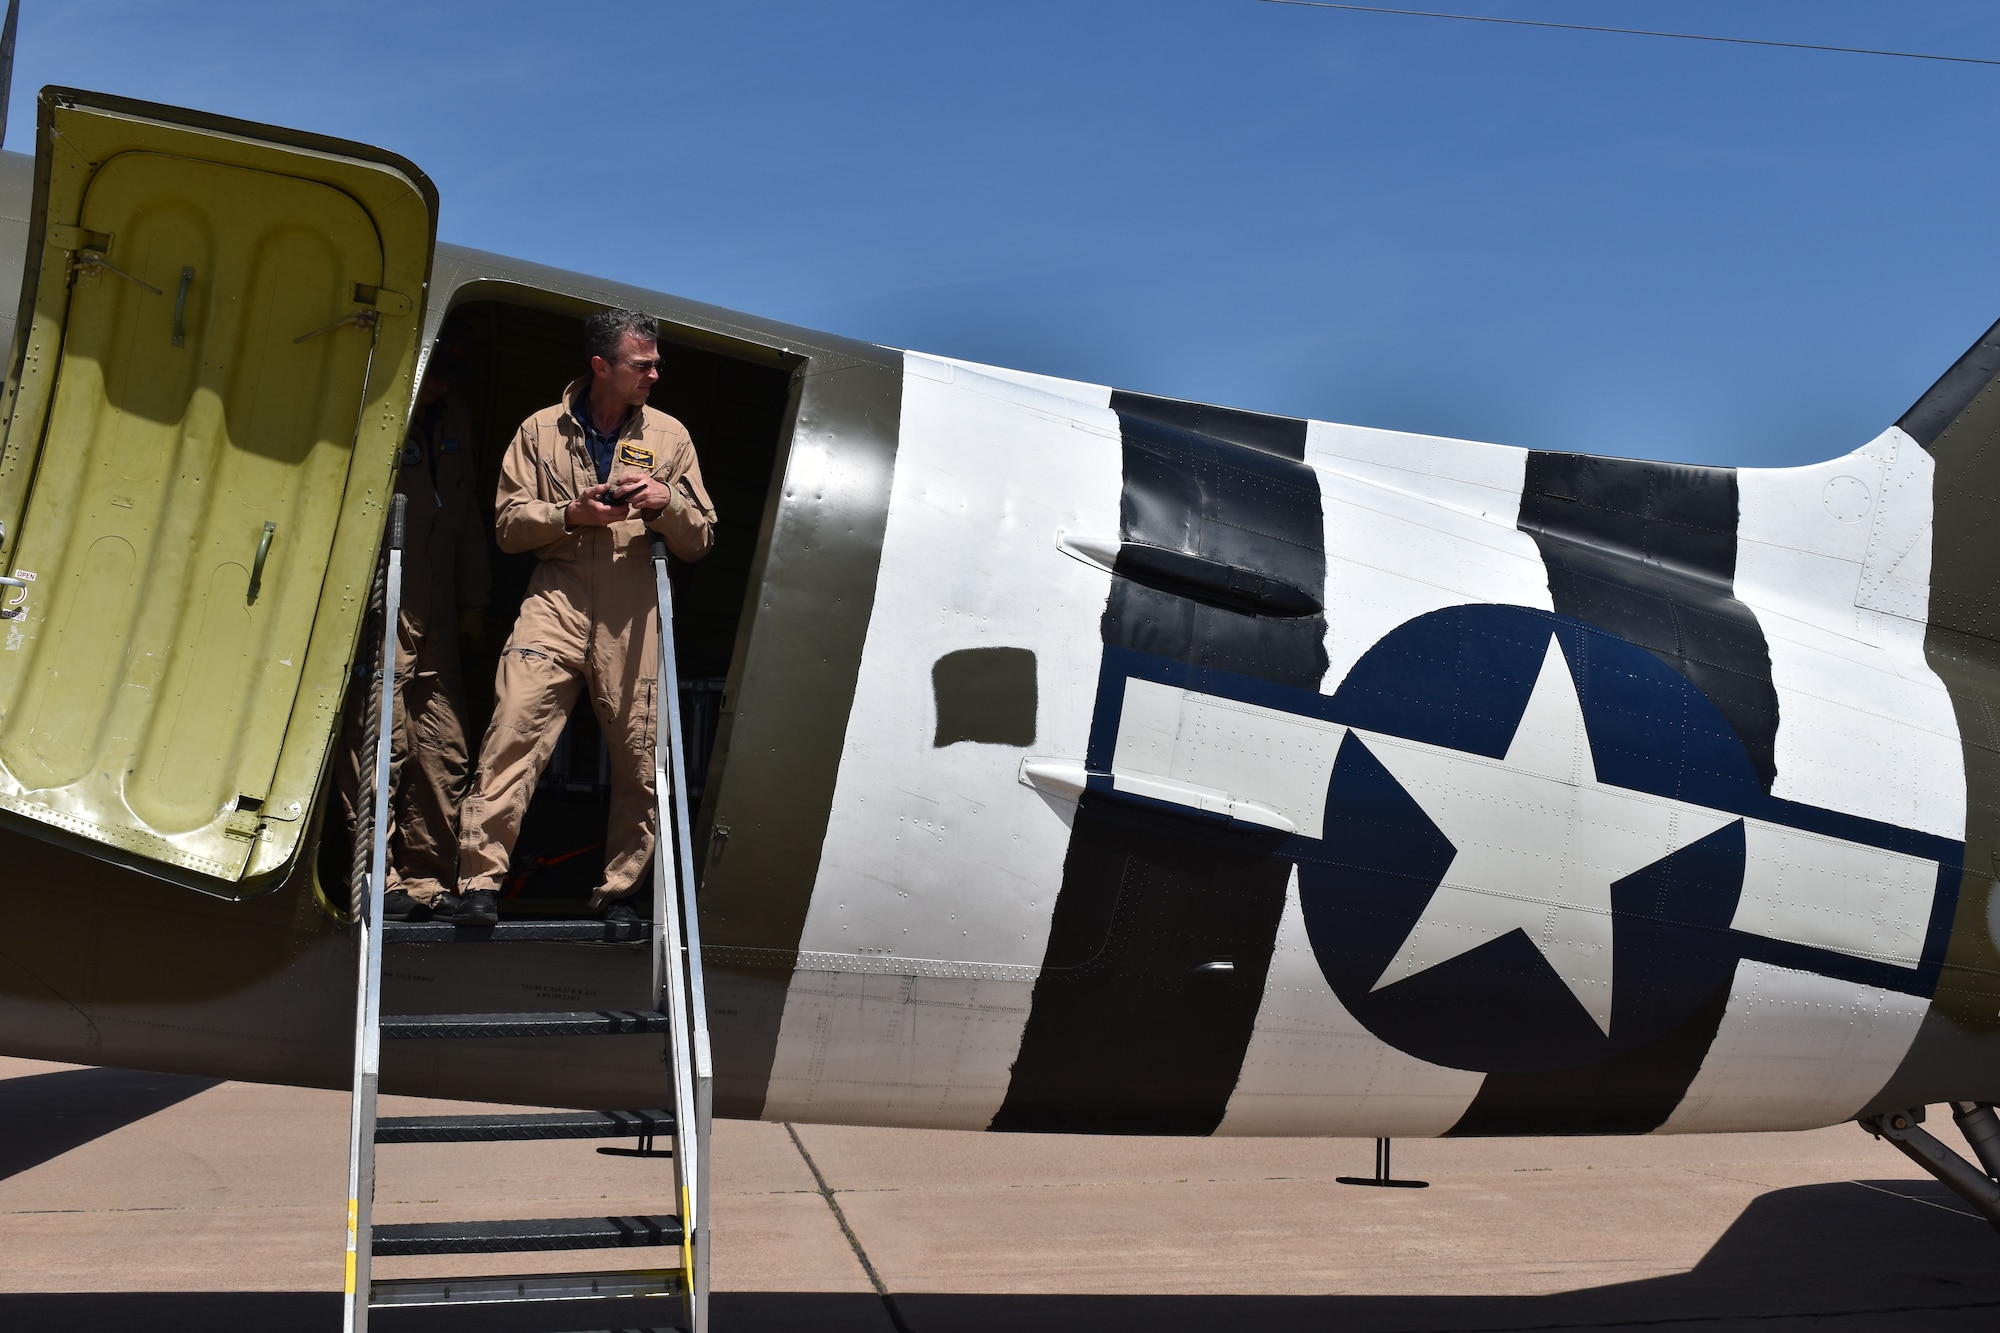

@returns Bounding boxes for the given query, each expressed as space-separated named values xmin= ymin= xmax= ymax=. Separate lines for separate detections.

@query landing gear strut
xmin=1859 ymin=1103 xmax=2000 ymax=1233
xmin=1337 ymin=1137 xmax=1428 ymax=1189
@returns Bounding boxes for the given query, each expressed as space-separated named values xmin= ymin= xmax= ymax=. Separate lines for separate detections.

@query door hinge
xmin=46 ymin=223 xmax=111 ymax=253
xmin=351 ymin=284 xmax=413 ymax=318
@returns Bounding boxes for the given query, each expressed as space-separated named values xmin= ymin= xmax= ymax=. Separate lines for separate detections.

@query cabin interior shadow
xmin=314 ymin=294 xmax=792 ymax=918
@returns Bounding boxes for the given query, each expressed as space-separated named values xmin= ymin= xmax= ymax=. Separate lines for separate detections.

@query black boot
xmin=436 ymin=889 xmax=499 ymax=927
xmin=382 ymin=889 xmax=430 ymax=922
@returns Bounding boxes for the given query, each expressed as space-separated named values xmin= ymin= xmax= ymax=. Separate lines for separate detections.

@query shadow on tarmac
xmin=0 ymin=1064 xmax=215 ymax=1182
xmin=1 ymin=1176 xmax=1996 ymax=1332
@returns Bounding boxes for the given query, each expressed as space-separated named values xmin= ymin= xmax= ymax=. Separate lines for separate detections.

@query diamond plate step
xmin=369 ymin=1265 xmax=682 ymax=1309
xmin=381 ymin=1011 xmax=671 ymax=1039
xmin=373 ymin=1214 xmax=682 ymax=1256
xmin=376 ymin=1109 xmax=675 ymax=1143
xmin=382 ymin=918 xmax=650 ymax=944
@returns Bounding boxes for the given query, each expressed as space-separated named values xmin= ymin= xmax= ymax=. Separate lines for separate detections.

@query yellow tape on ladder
xmin=681 ymin=1184 xmax=693 ymax=1287
xmin=344 ymin=1197 xmax=359 ymax=1295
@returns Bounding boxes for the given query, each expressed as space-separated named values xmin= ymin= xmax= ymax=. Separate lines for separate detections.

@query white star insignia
xmin=1357 ymin=634 xmax=1737 ymax=1034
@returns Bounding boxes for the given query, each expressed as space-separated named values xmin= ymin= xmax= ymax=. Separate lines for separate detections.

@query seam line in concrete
xmin=1845 ymin=1177 xmax=1986 ymax=1222
xmin=785 ymin=1121 xmax=915 ymax=1333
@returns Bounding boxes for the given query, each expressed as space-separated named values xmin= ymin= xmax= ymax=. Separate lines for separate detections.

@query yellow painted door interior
xmin=0 ymin=151 xmax=382 ymax=880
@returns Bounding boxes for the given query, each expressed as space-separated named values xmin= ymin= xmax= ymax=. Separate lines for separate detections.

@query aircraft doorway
xmin=318 ymin=296 xmax=793 ymax=916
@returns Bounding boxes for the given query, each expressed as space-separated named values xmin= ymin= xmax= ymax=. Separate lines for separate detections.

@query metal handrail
xmin=649 ymin=531 xmax=710 ymax=1332
xmin=342 ymin=494 xmax=404 ymax=1333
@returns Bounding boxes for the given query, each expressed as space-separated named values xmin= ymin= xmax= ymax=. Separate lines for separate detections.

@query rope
xmin=349 ymin=548 xmax=389 ymax=923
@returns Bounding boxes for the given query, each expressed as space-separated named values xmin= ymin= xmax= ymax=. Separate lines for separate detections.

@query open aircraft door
xmin=0 ymin=89 xmax=436 ymax=892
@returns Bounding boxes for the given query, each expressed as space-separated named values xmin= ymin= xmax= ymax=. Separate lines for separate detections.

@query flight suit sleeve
xmin=492 ymin=416 xmax=571 ymax=555
xmin=642 ymin=430 xmax=716 ymax=562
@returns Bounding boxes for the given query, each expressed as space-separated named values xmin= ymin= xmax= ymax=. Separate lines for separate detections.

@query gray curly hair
xmin=583 ymin=307 xmax=659 ymax=364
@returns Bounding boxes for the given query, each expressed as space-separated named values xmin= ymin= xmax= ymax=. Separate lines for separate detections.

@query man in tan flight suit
xmin=441 ymin=309 xmax=715 ymax=926
xmin=337 ymin=346 xmax=491 ymax=920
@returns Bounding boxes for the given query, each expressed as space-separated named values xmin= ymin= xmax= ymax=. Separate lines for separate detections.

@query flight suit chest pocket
xmin=608 ymin=440 xmax=663 ymax=494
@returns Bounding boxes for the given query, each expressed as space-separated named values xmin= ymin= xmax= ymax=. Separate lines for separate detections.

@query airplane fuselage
xmin=0 ymin=102 xmax=1995 ymax=1141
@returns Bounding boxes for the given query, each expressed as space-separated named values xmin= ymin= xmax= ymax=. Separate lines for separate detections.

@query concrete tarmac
xmin=2 ymin=1054 xmax=1997 ymax=1331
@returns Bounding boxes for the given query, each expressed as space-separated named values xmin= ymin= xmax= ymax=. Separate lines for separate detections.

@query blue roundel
xmin=1297 ymin=604 xmax=1761 ymax=1075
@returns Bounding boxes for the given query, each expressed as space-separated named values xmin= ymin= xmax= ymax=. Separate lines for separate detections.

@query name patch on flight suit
xmin=440 ymin=436 xmax=461 ymax=455
xmin=617 ymin=443 xmax=656 ymax=471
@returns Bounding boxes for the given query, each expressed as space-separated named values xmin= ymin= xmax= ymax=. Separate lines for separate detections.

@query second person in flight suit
xmin=338 ymin=344 xmax=491 ymax=919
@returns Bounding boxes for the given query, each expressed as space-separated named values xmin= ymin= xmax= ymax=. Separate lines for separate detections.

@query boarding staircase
xmin=340 ymin=498 xmax=712 ymax=1332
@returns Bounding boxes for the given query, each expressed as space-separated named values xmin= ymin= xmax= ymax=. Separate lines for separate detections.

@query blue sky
xmin=12 ymin=2 xmax=2000 ymax=466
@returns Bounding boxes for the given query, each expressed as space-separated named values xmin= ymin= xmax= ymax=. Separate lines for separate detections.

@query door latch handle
xmin=293 ymin=308 xmax=378 ymax=344
xmin=72 ymin=250 xmax=162 ymax=296
xmin=172 ymin=267 xmax=194 ymax=346
xmin=247 ymin=521 xmax=276 ymax=603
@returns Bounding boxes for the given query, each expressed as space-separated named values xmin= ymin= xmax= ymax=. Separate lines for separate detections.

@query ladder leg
xmin=651 ymin=535 xmax=710 ymax=1332
xmin=344 ymin=499 xmax=404 ymax=1333
xmin=341 ymin=1063 xmax=379 ymax=1333
xmin=678 ymin=691 xmax=714 ymax=1333
xmin=693 ymin=1063 xmax=712 ymax=1330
